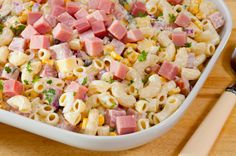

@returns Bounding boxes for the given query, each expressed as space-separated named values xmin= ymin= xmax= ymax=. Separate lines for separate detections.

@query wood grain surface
xmin=0 ymin=1 xmax=236 ymax=156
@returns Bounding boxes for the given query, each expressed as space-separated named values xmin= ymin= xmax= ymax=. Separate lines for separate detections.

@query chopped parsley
xmin=129 ymin=80 xmax=134 ymax=85
xmin=23 ymin=80 xmax=29 ymax=85
xmin=136 ymin=12 xmax=147 ymax=17
xmin=126 ymin=51 xmax=132 ymax=55
xmin=43 ymin=88 xmax=56 ymax=104
xmin=10 ymin=24 xmax=26 ymax=36
xmin=108 ymin=78 xmax=114 ymax=84
xmin=142 ymin=77 xmax=149 ymax=84
xmin=46 ymin=79 xmax=53 ymax=84
xmin=111 ymin=102 xmax=117 ymax=108
xmin=81 ymin=77 xmax=88 ymax=85
xmin=0 ymin=24 xmax=4 ymax=34
xmin=4 ymin=66 xmax=11 ymax=74
xmin=26 ymin=61 xmax=32 ymax=73
xmin=32 ymin=75 xmax=40 ymax=83
xmin=158 ymin=13 xmax=163 ymax=17
xmin=185 ymin=42 xmax=192 ymax=48
xmin=0 ymin=80 xmax=3 ymax=91
xmin=168 ymin=14 xmax=176 ymax=23
xmin=138 ymin=51 xmax=148 ymax=62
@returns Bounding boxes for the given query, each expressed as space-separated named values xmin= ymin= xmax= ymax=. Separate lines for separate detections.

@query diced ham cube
xmin=84 ymin=37 xmax=103 ymax=57
xmin=89 ymin=10 xmax=108 ymax=23
xmin=91 ymin=20 xmax=107 ymax=37
xmin=116 ymin=115 xmax=137 ymax=135
xmin=97 ymin=0 xmax=114 ymax=14
xmin=1 ymin=63 xmax=20 ymax=80
xmin=3 ymin=80 xmax=24 ymax=97
xmin=131 ymin=2 xmax=147 ymax=17
xmin=49 ymin=0 xmax=64 ymax=6
xmin=21 ymin=25 xmax=39 ymax=40
xmin=51 ymin=5 xmax=66 ymax=17
xmin=58 ymin=115 xmax=80 ymax=132
xmin=110 ymin=60 xmax=129 ymax=80
xmin=40 ymin=64 xmax=57 ymax=78
xmin=208 ymin=11 xmax=225 ymax=29
xmin=104 ymin=15 xmax=113 ymax=27
xmin=122 ymin=29 xmax=144 ymax=43
xmin=66 ymin=2 xmax=80 ymax=15
xmin=65 ymin=81 xmax=88 ymax=99
xmin=52 ymin=23 xmax=73 ymax=42
xmin=49 ymin=43 xmax=72 ymax=60
xmin=110 ymin=39 xmax=125 ymax=55
xmin=79 ymin=30 xmax=95 ymax=41
xmin=27 ymin=12 xmax=42 ymax=25
xmin=9 ymin=38 xmax=27 ymax=52
xmin=57 ymin=12 xmax=76 ymax=28
xmin=88 ymin=0 xmax=100 ymax=9
xmin=172 ymin=31 xmax=187 ymax=47
xmin=175 ymin=77 xmax=190 ymax=95
xmin=113 ymin=4 xmax=127 ymax=20
xmin=158 ymin=61 xmax=179 ymax=80
xmin=167 ymin=0 xmax=183 ymax=5
xmin=30 ymin=35 xmax=50 ymax=49
xmin=127 ymin=108 xmax=146 ymax=121
xmin=36 ymin=0 xmax=46 ymax=4
xmin=74 ymin=8 xmax=88 ymax=20
xmin=74 ymin=18 xmax=91 ymax=33
xmin=33 ymin=16 xmax=52 ymax=34
xmin=86 ymin=14 xmax=98 ymax=25
xmin=108 ymin=20 xmax=127 ymax=40
xmin=45 ymin=15 xmax=57 ymax=27
xmin=105 ymin=109 xmax=126 ymax=128
xmin=175 ymin=12 xmax=191 ymax=28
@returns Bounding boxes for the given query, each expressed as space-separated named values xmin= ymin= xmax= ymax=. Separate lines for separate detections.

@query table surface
xmin=0 ymin=1 xmax=236 ymax=156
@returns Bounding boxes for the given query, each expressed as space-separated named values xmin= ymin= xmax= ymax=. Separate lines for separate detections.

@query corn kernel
xmin=160 ymin=77 xmax=167 ymax=83
xmin=109 ymin=132 xmax=117 ymax=136
xmin=24 ymin=89 xmax=39 ymax=99
xmin=124 ymin=3 xmax=131 ymax=11
xmin=19 ymin=11 xmax=28 ymax=24
xmin=81 ymin=118 xmax=88 ymax=129
xmin=189 ymin=0 xmax=202 ymax=15
xmin=168 ymin=87 xmax=181 ymax=95
xmin=98 ymin=114 xmax=105 ymax=126
xmin=103 ymin=44 xmax=115 ymax=55
xmin=127 ymin=51 xmax=139 ymax=64
xmin=126 ymin=43 xmax=137 ymax=49
xmin=193 ymin=19 xmax=203 ymax=30
xmin=120 ymin=58 xmax=132 ymax=67
xmin=42 ymin=59 xmax=55 ymax=66
xmin=110 ymin=51 xmax=123 ymax=61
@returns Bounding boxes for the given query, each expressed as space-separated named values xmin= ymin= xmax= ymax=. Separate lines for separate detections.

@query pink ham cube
xmin=45 ymin=15 xmax=57 ymax=27
xmin=167 ymin=0 xmax=183 ymax=5
xmin=52 ymin=23 xmax=73 ymax=42
xmin=208 ymin=12 xmax=225 ymax=29
xmin=79 ymin=30 xmax=95 ymax=41
xmin=21 ymin=25 xmax=39 ymax=40
xmin=105 ymin=109 xmax=126 ymax=128
xmin=175 ymin=12 xmax=191 ymax=28
xmin=175 ymin=77 xmax=190 ymax=95
xmin=49 ymin=0 xmax=64 ymax=6
xmin=1 ymin=63 xmax=20 ymax=80
xmin=84 ymin=37 xmax=103 ymax=57
xmin=104 ymin=15 xmax=113 ymax=27
xmin=172 ymin=31 xmax=187 ymax=47
xmin=86 ymin=14 xmax=98 ymax=25
xmin=36 ymin=0 xmax=46 ymax=4
xmin=30 ymin=35 xmax=50 ymax=49
xmin=40 ymin=64 xmax=57 ymax=78
xmin=9 ymin=38 xmax=27 ymax=52
xmin=97 ymin=0 xmax=114 ymax=14
xmin=88 ymin=0 xmax=100 ymax=9
xmin=51 ymin=5 xmax=66 ymax=17
xmin=65 ymin=81 xmax=88 ymax=99
xmin=27 ymin=12 xmax=42 ymax=25
xmin=110 ymin=60 xmax=129 ymax=80
xmin=74 ymin=8 xmax=88 ymax=20
xmin=57 ymin=12 xmax=77 ymax=28
xmin=91 ymin=20 xmax=107 ymax=37
xmin=90 ymin=10 xmax=108 ymax=22
xmin=116 ymin=115 xmax=137 ymax=135
xmin=3 ymin=80 xmax=24 ymax=97
xmin=158 ymin=61 xmax=179 ymax=80
xmin=131 ymin=2 xmax=147 ymax=17
xmin=108 ymin=20 xmax=127 ymax=40
xmin=110 ymin=39 xmax=125 ymax=55
xmin=74 ymin=18 xmax=91 ymax=33
xmin=66 ymin=2 xmax=80 ymax=15
xmin=33 ymin=16 xmax=52 ymax=34
xmin=122 ymin=29 xmax=144 ymax=43
xmin=49 ymin=43 xmax=72 ymax=60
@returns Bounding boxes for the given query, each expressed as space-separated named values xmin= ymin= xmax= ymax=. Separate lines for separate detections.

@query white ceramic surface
xmin=0 ymin=0 xmax=232 ymax=151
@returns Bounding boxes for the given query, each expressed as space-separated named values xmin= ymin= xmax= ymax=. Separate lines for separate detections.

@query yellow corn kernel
xmin=109 ymin=132 xmax=117 ymax=136
xmin=81 ymin=118 xmax=88 ymax=129
xmin=124 ymin=3 xmax=131 ymax=11
xmin=24 ymin=89 xmax=39 ymax=99
xmin=103 ymin=44 xmax=115 ymax=55
xmin=120 ymin=58 xmax=132 ymax=67
xmin=160 ymin=77 xmax=167 ymax=83
xmin=168 ymin=87 xmax=181 ymax=95
xmin=98 ymin=114 xmax=105 ymax=126
xmin=189 ymin=0 xmax=202 ymax=15
xmin=127 ymin=51 xmax=139 ymax=64
xmin=110 ymin=51 xmax=123 ymax=61
xmin=0 ymin=92 xmax=3 ymax=103
xmin=193 ymin=19 xmax=203 ymax=30
xmin=125 ymin=43 xmax=137 ymax=49
xmin=42 ymin=59 xmax=55 ymax=66
xmin=19 ymin=11 xmax=28 ymax=24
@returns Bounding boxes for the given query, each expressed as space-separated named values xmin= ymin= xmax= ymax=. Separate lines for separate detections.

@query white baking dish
xmin=0 ymin=0 xmax=232 ymax=151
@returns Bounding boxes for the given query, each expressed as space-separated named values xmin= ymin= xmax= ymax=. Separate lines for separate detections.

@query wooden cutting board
xmin=0 ymin=1 xmax=236 ymax=156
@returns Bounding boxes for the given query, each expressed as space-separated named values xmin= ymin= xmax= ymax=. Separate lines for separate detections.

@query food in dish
xmin=0 ymin=0 xmax=225 ymax=136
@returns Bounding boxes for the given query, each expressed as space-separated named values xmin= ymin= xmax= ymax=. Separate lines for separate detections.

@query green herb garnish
xmin=43 ymin=88 xmax=56 ymax=104
xmin=26 ymin=61 xmax=32 ymax=73
xmin=23 ymin=80 xmax=29 ymax=85
xmin=4 ymin=66 xmax=11 ymax=74
xmin=10 ymin=24 xmax=26 ymax=36
xmin=111 ymin=102 xmax=117 ymax=108
xmin=129 ymin=80 xmax=134 ymax=85
xmin=47 ymin=79 xmax=53 ymax=84
xmin=138 ymin=51 xmax=148 ymax=62
xmin=0 ymin=80 xmax=3 ymax=91
xmin=185 ymin=42 xmax=192 ymax=48
xmin=142 ymin=77 xmax=149 ymax=84
xmin=32 ymin=75 xmax=40 ymax=83
xmin=136 ymin=12 xmax=147 ymax=17
xmin=0 ymin=24 xmax=4 ymax=34
xmin=168 ymin=14 xmax=176 ymax=23
xmin=108 ymin=78 xmax=114 ymax=84
xmin=81 ymin=77 xmax=88 ymax=85
xmin=158 ymin=13 xmax=163 ymax=17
